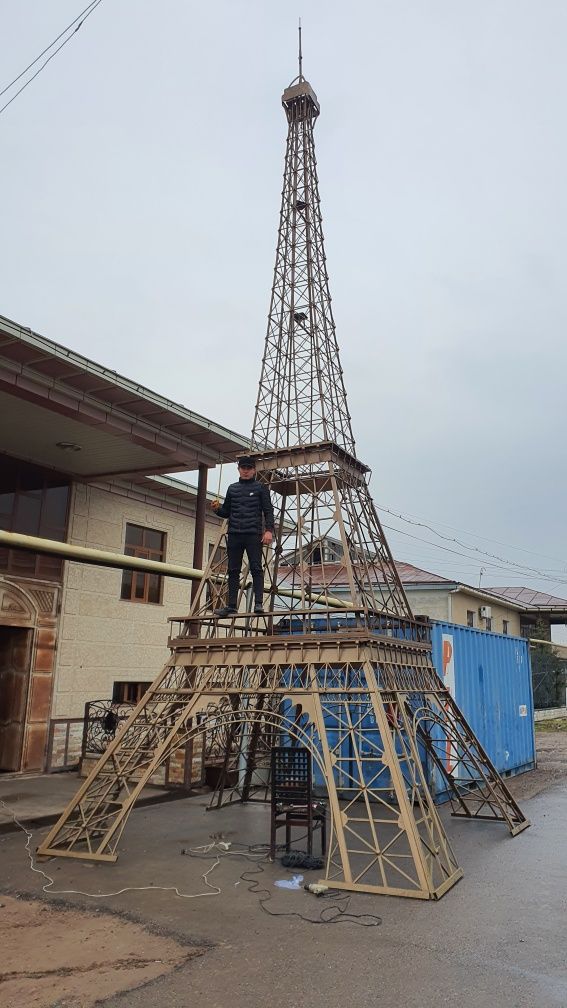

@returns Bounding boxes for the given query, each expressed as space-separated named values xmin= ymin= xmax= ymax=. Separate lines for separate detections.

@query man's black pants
xmin=227 ymin=532 xmax=264 ymax=607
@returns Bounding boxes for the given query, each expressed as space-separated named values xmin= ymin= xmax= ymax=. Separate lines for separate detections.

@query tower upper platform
xmin=282 ymin=78 xmax=320 ymax=122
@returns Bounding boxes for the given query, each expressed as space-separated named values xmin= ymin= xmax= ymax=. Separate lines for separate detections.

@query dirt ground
xmin=0 ymin=894 xmax=205 ymax=1008
xmin=507 ymin=727 xmax=567 ymax=801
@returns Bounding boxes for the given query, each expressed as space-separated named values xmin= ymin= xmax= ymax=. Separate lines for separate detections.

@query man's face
xmin=238 ymin=464 xmax=256 ymax=480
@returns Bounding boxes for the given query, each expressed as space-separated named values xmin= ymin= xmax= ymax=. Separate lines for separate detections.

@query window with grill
xmin=120 ymin=524 xmax=166 ymax=604
xmin=466 ymin=610 xmax=474 ymax=627
xmin=502 ymin=620 xmax=509 ymax=635
xmin=485 ymin=617 xmax=492 ymax=631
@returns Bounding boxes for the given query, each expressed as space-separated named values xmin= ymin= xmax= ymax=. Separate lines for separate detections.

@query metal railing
xmin=82 ymin=699 xmax=134 ymax=757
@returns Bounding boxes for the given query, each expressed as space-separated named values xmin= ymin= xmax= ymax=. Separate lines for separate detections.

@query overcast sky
xmin=2 ymin=1 xmax=567 ymax=617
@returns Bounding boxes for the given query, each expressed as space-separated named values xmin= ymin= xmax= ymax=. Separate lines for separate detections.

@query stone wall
xmin=534 ymin=706 xmax=567 ymax=722
xmin=46 ymin=718 xmax=84 ymax=770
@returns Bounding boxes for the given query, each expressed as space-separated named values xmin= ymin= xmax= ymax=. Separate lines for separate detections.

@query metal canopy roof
xmin=488 ymin=586 xmax=567 ymax=616
xmin=0 ymin=313 xmax=249 ymax=479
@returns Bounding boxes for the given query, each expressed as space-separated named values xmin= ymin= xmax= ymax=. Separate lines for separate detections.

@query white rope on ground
xmin=0 ymin=799 xmax=222 ymax=901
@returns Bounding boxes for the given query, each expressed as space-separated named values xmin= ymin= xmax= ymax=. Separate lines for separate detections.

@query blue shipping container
xmin=430 ymin=621 xmax=536 ymax=801
xmin=276 ymin=617 xmax=535 ymax=802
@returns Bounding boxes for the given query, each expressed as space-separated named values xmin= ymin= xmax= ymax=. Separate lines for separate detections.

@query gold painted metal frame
xmin=37 ymin=63 xmax=530 ymax=900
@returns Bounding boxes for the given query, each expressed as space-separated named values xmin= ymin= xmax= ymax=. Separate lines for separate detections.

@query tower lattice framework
xmin=39 ymin=61 xmax=528 ymax=899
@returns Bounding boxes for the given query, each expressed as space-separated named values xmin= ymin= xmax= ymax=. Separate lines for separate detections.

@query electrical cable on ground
xmin=237 ymin=859 xmax=382 ymax=927
xmin=2 ymin=800 xmax=381 ymax=925
xmin=183 ymin=841 xmax=381 ymax=926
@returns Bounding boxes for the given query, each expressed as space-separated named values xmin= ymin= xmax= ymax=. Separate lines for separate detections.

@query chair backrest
xmin=271 ymin=746 xmax=312 ymax=806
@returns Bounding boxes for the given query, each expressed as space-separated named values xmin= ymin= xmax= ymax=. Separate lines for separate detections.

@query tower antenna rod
xmin=298 ymin=18 xmax=303 ymax=79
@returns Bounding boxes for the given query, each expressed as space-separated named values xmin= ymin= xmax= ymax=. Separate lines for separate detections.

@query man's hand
xmin=262 ymin=530 xmax=273 ymax=546
xmin=210 ymin=500 xmax=221 ymax=511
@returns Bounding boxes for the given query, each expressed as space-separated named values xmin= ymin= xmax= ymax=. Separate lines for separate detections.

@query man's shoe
xmin=213 ymin=605 xmax=237 ymax=618
xmin=254 ymin=604 xmax=265 ymax=615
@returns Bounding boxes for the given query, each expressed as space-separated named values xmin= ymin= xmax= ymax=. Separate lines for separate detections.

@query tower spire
xmin=250 ymin=56 xmax=410 ymax=619
xmin=298 ymin=18 xmax=303 ymax=80
xmin=253 ymin=59 xmax=353 ymax=455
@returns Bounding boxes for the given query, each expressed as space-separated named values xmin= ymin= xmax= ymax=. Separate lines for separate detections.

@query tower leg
xmin=411 ymin=693 xmax=529 ymax=835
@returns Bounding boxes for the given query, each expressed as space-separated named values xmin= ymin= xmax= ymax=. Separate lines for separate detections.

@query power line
xmin=0 ymin=0 xmax=104 ymax=118
xmin=377 ymin=506 xmax=567 ymax=581
xmin=381 ymin=522 xmax=567 ymax=588
xmin=377 ymin=502 xmax=566 ymax=567
xmin=0 ymin=1 xmax=100 ymax=98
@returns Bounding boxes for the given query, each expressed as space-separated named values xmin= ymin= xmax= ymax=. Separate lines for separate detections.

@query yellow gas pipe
xmin=0 ymin=530 xmax=350 ymax=611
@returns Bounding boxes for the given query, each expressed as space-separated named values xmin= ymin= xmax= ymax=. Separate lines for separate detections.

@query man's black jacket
xmin=216 ymin=478 xmax=275 ymax=536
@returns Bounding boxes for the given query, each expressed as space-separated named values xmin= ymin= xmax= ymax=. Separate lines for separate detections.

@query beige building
xmin=0 ymin=312 xmax=247 ymax=775
xmin=280 ymin=542 xmax=532 ymax=638
xmin=55 ymin=475 xmax=224 ymax=719
xmin=50 ymin=474 xmax=226 ymax=777
xmin=394 ymin=562 xmax=524 ymax=636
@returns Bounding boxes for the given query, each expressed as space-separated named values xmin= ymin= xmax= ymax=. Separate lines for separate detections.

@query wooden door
xmin=0 ymin=627 xmax=32 ymax=771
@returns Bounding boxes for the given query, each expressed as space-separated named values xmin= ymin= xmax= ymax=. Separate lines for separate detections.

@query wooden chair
xmin=269 ymin=746 xmax=327 ymax=860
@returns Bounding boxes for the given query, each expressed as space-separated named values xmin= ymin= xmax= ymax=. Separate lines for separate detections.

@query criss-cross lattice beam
xmin=253 ymin=80 xmax=354 ymax=452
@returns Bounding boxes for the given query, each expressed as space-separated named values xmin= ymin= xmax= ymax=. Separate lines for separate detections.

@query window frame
xmin=120 ymin=523 xmax=166 ymax=605
xmin=0 ymin=455 xmax=70 ymax=581
xmin=466 ymin=610 xmax=475 ymax=628
xmin=112 ymin=680 xmax=152 ymax=704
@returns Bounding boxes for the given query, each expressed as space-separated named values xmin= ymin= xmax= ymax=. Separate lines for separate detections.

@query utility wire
xmin=377 ymin=506 xmax=567 ymax=582
xmin=0 ymin=0 xmax=104 ymax=118
xmin=381 ymin=522 xmax=567 ymax=588
xmin=0 ymin=1 xmax=100 ymax=98
xmin=378 ymin=503 xmax=567 ymax=568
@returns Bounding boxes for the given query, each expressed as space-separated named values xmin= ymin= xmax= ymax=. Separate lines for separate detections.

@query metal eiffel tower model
xmin=39 ymin=38 xmax=529 ymax=898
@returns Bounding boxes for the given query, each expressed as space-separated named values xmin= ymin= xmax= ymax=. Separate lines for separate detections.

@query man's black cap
xmin=238 ymin=456 xmax=256 ymax=468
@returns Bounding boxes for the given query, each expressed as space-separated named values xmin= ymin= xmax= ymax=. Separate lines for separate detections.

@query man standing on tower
xmin=210 ymin=456 xmax=275 ymax=616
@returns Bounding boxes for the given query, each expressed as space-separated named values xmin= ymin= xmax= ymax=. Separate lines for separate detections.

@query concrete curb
xmin=0 ymin=786 xmax=201 ymax=837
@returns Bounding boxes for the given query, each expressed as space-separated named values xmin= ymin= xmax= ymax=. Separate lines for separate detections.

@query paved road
xmin=2 ymin=780 xmax=566 ymax=1007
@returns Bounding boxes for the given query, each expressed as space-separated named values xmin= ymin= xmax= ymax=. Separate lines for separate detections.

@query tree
xmin=530 ymin=620 xmax=566 ymax=709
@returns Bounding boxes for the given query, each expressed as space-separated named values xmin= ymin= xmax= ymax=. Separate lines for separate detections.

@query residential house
xmin=0 ymin=312 xmax=248 ymax=775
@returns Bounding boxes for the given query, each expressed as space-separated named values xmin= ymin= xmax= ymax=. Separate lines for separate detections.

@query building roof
xmin=487 ymin=586 xmax=567 ymax=611
xmin=279 ymin=558 xmax=531 ymax=612
xmin=0 ymin=312 xmax=249 ymax=479
xmin=279 ymin=560 xmax=450 ymax=589
xmin=144 ymin=473 xmax=219 ymax=501
xmin=86 ymin=474 xmax=224 ymax=521
xmin=393 ymin=561 xmax=450 ymax=584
